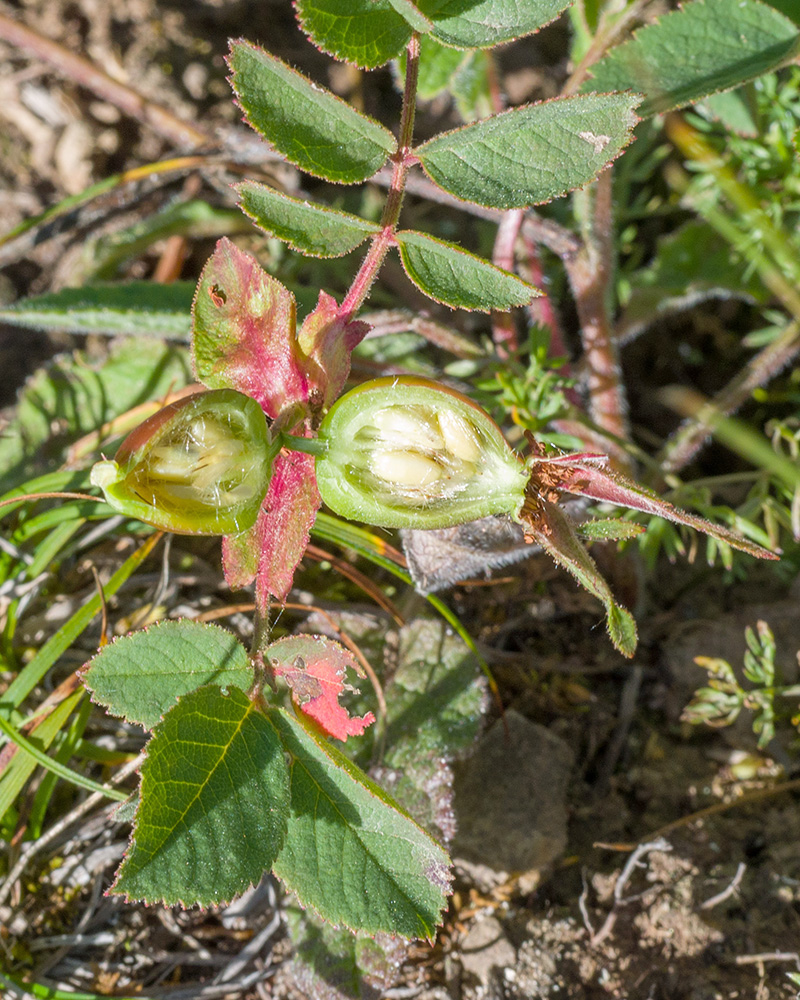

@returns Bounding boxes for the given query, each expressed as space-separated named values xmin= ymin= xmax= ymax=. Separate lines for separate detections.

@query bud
xmin=315 ymin=377 xmax=528 ymax=529
xmin=91 ymin=389 xmax=277 ymax=535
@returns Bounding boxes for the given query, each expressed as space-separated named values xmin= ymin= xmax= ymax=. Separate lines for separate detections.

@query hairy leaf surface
xmin=296 ymin=0 xmax=413 ymax=68
xmin=419 ymin=0 xmax=572 ymax=49
xmin=237 ymin=183 xmax=380 ymax=258
xmin=269 ymin=708 xmax=451 ymax=938
xmin=0 ymin=283 xmax=193 ymax=340
xmin=112 ymin=686 xmax=289 ymax=906
xmin=192 ymin=238 xmax=304 ymax=419
xmin=82 ymin=620 xmax=253 ymax=730
xmin=229 ymin=40 xmax=395 ymax=181
xmin=241 ymin=450 xmax=321 ymax=609
xmin=584 ymin=0 xmax=800 ymax=117
xmin=297 ymin=291 xmax=370 ymax=409
xmin=546 ymin=452 xmax=779 ymax=560
xmin=415 ymin=94 xmax=640 ymax=208
xmin=396 ymin=230 xmax=540 ymax=311
xmin=521 ymin=497 xmax=638 ymax=657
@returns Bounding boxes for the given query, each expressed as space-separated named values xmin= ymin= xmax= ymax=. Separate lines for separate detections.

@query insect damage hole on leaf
xmin=209 ymin=284 xmax=227 ymax=306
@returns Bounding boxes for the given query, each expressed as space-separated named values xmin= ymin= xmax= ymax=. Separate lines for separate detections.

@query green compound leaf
xmin=269 ymin=707 xmax=451 ymax=940
xmin=236 ymin=182 xmax=380 ymax=258
xmin=81 ymin=620 xmax=254 ymax=730
xmin=295 ymin=0 xmax=413 ymax=69
xmin=112 ymin=686 xmax=289 ymax=907
xmin=228 ymin=40 xmax=395 ymax=182
xmin=296 ymin=0 xmax=571 ymax=66
xmin=414 ymin=94 xmax=640 ymax=209
xmin=583 ymin=0 xmax=800 ymax=118
xmin=420 ymin=0 xmax=572 ymax=49
xmin=396 ymin=230 xmax=540 ymax=311
xmin=0 ymin=282 xmax=194 ymax=339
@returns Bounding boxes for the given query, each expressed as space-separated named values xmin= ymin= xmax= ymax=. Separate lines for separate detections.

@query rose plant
xmin=3 ymin=0 xmax=796 ymax=960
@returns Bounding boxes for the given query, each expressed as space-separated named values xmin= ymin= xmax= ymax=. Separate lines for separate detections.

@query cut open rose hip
xmin=91 ymin=389 xmax=279 ymax=535
xmin=314 ymin=376 xmax=530 ymax=530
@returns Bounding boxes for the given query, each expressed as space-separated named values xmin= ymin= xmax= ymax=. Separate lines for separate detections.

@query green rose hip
xmin=315 ymin=376 xmax=528 ymax=529
xmin=91 ymin=389 xmax=278 ymax=535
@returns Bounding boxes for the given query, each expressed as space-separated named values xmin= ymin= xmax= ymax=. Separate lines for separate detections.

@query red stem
xmin=338 ymin=34 xmax=420 ymax=325
xmin=491 ymin=209 xmax=524 ymax=356
xmin=566 ymin=171 xmax=631 ymax=469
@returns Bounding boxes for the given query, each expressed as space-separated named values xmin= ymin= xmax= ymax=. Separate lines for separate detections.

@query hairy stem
xmin=338 ymin=34 xmax=420 ymax=325
xmin=567 ymin=171 xmax=632 ymax=467
xmin=490 ymin=209 xmax=524 ymax=356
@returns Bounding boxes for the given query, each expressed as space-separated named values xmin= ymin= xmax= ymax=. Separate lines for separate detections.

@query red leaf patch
xmin=268 ymin=635 xmax=376 ymax=741
xmin=297 ymin=290 xmax=369 ymax=413
xmin=192 ymin=238 xmax=307 ymax=418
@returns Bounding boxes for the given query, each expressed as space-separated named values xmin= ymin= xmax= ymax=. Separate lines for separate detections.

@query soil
xmin=1 ymin=2 xmax=799 ymax=999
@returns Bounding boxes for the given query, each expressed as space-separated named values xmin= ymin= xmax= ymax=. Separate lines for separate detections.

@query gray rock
xmin=452 ymin=710 xmax=574 ymax=876
xmin=459 ymin=916 xmax=517 ymax=987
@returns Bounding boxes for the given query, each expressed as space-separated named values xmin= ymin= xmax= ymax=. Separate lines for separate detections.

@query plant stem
xmin=338 ymin=33 xmax=420 ymax=325
xmin=567 ymin=171 xmax=632 ymax=468
xmin=491 ymin=209 xmax=524 ymax=356
xmin=279 ymin=432 xmax=328 ymax=456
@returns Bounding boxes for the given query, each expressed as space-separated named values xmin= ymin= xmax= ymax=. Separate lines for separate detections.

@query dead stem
xmin=0 ymin=9 xmax=208 ymax=149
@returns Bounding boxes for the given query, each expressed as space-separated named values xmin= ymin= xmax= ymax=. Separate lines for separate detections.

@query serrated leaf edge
xmin=268 ymin=707 xmax=452 ymax=941
xmin=79 ymin=618 xmax=252 ymax=731
xmin=413 ymin=92 xmax=642 ymax=208
xmin=430 ymin=0 xmax=574 ymax=51
xmin=109 ymin=687 xmax=288 ymax=909
xmin=293 ymin=0 xmax=412 ymax=70
xmin=395 ymin=229 xmax=541 ymax=311
xmin=236 ymin=181 xmax=381 ymax=258
xmin=583 ymin=0 xmax=800 ymax=118
xmin=228 ymin=38 xmax=397 ymax=180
